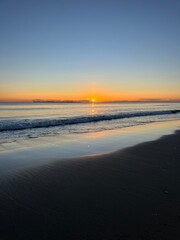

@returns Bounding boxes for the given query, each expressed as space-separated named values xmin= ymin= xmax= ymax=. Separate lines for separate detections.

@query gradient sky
xmin=0 ymin=0 xmax=180 ymax=101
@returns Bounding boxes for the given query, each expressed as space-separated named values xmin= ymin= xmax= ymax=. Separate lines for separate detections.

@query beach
xmin=1 ymin=0 xmax=180 ymax=238
xmin=0 ymin=130 xmax=180 ymax=240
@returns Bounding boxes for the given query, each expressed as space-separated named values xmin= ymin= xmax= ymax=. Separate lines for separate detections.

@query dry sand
xmin=0 ymin=130 xmax=180 ymax=240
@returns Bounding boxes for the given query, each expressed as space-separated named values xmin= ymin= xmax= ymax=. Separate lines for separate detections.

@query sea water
xmin=0 ymin=102 xmax=180 ymax=174
xmin=0 ymin=102 xmax=180 ymax=144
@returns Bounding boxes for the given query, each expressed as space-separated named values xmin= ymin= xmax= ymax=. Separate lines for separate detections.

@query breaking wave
xmin=0 ymin=109 xmax=179 ymax=132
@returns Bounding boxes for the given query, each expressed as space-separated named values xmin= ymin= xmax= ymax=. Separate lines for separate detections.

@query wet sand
xmin=0 ymin=130 xmax=180 ymax=240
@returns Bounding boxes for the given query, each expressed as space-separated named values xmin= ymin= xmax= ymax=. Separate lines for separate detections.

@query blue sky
xmin=0 ymin=0 xmax=180 ymax=101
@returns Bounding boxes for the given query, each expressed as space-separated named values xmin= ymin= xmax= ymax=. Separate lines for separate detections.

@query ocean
xmin=0 ymin=102 xmax=180 ymax=144
xmin=0 ymin=103 xmax=180 ymax=144
xmin=0 ymin=102 xmax=180 ymax=174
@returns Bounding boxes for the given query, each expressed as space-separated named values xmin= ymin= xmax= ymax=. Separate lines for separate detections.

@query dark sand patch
xmin=0 ymin=131 xmax=180 ymax=239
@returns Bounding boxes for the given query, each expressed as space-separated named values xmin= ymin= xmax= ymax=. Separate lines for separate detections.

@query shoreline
xmin=0 ymin=120 xmax=180 ymax=175
xmin=0 ymin=130 xmax=180 ymax=239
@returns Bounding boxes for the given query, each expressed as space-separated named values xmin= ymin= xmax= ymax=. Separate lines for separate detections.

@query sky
xmin=0 ymin=0 xmax=180 ymax=102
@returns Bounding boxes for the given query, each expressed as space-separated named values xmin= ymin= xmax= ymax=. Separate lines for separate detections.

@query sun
xmin=88 ymin=97 xmax=96 ymax=103
xmin=91 ymin=98 xmax=95 ymax=103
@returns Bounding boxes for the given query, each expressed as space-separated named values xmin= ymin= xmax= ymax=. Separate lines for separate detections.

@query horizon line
xmin=0 ymin=99 xmax=180 ymax=104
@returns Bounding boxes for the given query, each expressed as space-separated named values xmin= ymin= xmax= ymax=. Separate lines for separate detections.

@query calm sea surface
xmin=0 ymin=102 xmax=180 ymax=144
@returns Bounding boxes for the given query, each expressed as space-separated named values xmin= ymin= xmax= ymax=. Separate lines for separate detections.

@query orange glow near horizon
xmin=0 ymin=91 xmax=180 ymax=102
xmin=1 ymin=71 xmax=180 ymax=102
xmin=0 ymin=78 xmax=180 ymax=102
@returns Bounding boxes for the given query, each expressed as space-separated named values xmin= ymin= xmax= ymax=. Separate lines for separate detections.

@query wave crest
xmin=0 ymin=109 xmax=179 ymax=132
